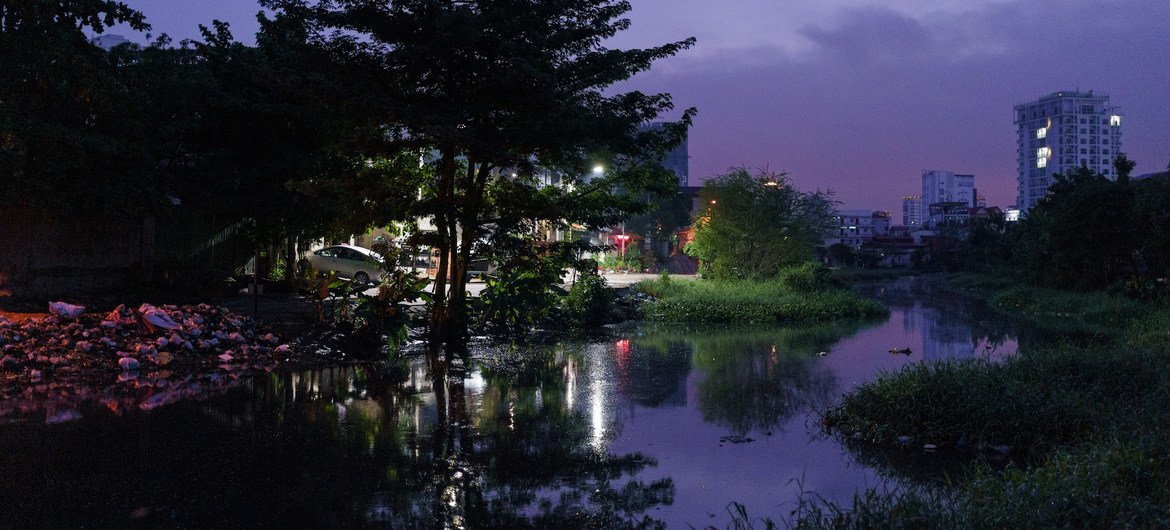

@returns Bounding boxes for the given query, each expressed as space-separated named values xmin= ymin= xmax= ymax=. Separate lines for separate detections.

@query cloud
xmin=799 ymin=7 xmax=932 ymax=64
xmin=621 ymin=0 xmax=1170 ymax=213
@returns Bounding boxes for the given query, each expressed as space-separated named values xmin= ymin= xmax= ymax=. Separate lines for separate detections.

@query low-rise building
xmin=926 ymin=202 xmax=971 ymax=228
xmin=825 ymin=210 xmax=891 ymax=248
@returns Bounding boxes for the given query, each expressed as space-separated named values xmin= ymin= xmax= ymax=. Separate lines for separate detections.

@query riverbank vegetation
xmin=2 ymin=0 xmax=695 ymax=353
xmin=648 ymin=171 xmax=885 ymax=325
xmin=936 ymin=157 xmax=1170 ymax=295
xmin=635 ymin=267 xmax=886 ymax=324
xmin=797 ymin=301 xmax=1170 ymax=528
xmin=790 ymin=159 xmax=1170 ymax=527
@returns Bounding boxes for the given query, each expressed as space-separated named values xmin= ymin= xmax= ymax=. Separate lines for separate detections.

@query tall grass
xmin=992 ymin=285 xmax=1144 ymax=330
xmin=634 ymin=274 xmax=887 ymax=324
xmin=823 ymin=344 xmax=1167 ymax=455
xmin=786 ymin=437 xmax=1170 ymax=529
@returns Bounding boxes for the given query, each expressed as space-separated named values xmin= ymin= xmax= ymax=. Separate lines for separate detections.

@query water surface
xmin=0 ymin=278 xmax=1030 ymax=527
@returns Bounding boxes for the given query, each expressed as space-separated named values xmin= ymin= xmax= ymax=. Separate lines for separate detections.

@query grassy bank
xmin=803 ymin=291 xmax=1170 ymax=528
xmin=939 ymin=272 xmax=1148 ymax=335
xmin=634 ymin=273 xmax=887 ymax=324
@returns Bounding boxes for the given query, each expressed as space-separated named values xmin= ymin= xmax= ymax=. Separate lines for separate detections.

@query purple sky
xmin=114 ymin=0 xmax=1170 ymax=213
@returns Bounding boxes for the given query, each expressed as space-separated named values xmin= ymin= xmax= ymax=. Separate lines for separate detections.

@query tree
xmin=686 ymin=168 xmax=835 ymax=280
xmin=1 ymin=1 xmax=154 ymax=212
xmin=264 ymin=0 xmax=695 ymax=346
xmin=1010 ymin=161 xmax=1139 ymax=289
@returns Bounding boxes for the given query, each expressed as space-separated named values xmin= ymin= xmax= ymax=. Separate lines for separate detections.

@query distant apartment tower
xmin=902 ymin=196 xmax=923 ymax=227
xmin=641 ymin=122 xmax=689 ymax=187
xmin=1014 ymin=91 xmax=1122 ymax=211
xmin=922 ymin=170 xmax=974 ymax=208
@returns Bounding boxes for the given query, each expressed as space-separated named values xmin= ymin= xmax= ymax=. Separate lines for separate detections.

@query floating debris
xmin=888 ymin=347 xmax=912 ymax=355
xmin=720 ymin=434 xmax=755 ymax=444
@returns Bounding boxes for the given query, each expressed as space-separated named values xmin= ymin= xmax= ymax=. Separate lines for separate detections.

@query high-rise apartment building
xmin=902 ymin=196 xmax=923 ymax=227
xmin=1014 ymin=91 xmax=1122 ymax=211
xmin=922 ymin=170 xmax=974 ymax=207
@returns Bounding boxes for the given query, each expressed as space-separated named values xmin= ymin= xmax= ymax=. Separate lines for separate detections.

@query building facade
xmin=902 ymin=196 xmax=923 ymax=227
xmin=90 ymin=34 xmax=131 ymax=50
xmin=1014 ymin=91 xmax=1122 ymax=211
xmin=825 ymin=210 xmax=892 ymax=248
xmin=922 ymin=170 xmax=975 ymax=208
xmin=926 ymin=202 xmax=972 ymax=228
xmin=640 ymin=122 xmax=689 ymax=187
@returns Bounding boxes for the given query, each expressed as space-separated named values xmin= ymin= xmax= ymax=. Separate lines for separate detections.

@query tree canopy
xmin=686 ymin=168 xmax=835 ymax=280
xmin=262 ymin=0 xmax=696 ymax=343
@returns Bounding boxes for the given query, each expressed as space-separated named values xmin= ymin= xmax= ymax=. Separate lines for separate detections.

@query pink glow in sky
xmin=115 ymin=0 xmax=1170 ymax=214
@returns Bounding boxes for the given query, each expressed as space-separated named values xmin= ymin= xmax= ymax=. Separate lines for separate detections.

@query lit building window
xmin=1110 ymin=115 xmax=1122 ymax=126
xmin=1036 ymin=128 xmax=1047 ymax=139
xmin=1037 ymin=157 xmax=1048 ymax=168
xmin=1036 ymin=147 xmax=1051 ymax=158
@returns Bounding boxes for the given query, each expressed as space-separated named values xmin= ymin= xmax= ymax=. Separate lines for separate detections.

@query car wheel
xmin=353 ymin=271 xmax=370 ymax=286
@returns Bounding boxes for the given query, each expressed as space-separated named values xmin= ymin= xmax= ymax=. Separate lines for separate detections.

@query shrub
xmin=778 ymin=263 xmax=837 ymax=293
xmin=560 ymin=273 xmax=614 ymax=328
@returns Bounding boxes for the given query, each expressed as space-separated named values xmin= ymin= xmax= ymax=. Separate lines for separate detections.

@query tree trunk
xmin=429 ymin=149 xmax=456 ymax=351
xmin=284 ymin=232 xmax=296 ymax=287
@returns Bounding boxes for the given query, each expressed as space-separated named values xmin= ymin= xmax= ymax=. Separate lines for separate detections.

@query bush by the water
xmin=635 ymin=269 xmax=886 ymax=324
xmin=560 ymin=273 xmax=615 ymax=328
xmin=778 ymin=262 xmax=838 ymax=293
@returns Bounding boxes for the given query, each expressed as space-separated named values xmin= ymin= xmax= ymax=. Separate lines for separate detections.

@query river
xmin=0 ymin=277 xmax=1033 ymax=527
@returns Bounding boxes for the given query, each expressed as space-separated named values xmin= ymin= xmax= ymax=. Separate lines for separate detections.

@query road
xmin=367 ymin=272 xmax=696 ymax=300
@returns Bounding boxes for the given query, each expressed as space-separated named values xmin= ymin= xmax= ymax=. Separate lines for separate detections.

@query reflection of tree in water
xmin=0 ymin=358 xmax=671 ymax=528
xmin=624 ymin=341 xmax=693 ymax=407
xmin=634 ymin=322 xmax=876 ymax=435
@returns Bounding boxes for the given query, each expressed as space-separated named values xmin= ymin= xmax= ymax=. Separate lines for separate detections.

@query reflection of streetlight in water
xmin=591 ymin=378 xmax=606 ymax=451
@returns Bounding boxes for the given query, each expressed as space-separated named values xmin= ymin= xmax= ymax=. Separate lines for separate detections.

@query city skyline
xmin=109 ymin=0 xmax=1170 ymax=214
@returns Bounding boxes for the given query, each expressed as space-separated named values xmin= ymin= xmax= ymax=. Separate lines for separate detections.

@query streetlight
xmin=614 ymin=234 xmax=630 ymax=261
xmin=592 ymin=165 xmax=604 ymax=175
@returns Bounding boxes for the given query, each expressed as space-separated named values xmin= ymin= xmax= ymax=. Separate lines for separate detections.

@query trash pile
xmin=0 ymin=302 xmax=296 ymax=418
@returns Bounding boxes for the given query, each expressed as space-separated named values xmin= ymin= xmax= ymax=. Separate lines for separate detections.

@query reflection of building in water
xmin=901 ymin=302 xmax=920 ymax=335
xmin=920 ymin=307 xmax=973 ymax=360
xmin=914 ymin=301 xmax=1011 ymax=361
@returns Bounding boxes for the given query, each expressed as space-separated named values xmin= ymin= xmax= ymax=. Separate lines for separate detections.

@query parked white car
xmin=303 ymin=244 xmax=384 ymax=286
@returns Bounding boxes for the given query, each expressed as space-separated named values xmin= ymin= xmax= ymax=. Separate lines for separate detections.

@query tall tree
xmin=265 ymin=0 xmax=695 ymax=346
xmin=1012 ymin=160 xmax=1140 ymax=289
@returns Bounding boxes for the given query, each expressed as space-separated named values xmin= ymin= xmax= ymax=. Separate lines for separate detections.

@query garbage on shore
xmin=0 ymin=303 xmax=294 ymax=421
